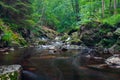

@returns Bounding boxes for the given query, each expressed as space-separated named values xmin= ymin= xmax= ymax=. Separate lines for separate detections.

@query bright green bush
xmin=103 ymin=14 xmax=120 ymax=25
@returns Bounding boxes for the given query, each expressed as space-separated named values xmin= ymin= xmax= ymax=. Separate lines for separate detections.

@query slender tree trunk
xmin=114 ymin=0 xmax=117 ymax=14
xmin=109 ymin=0 xmax=113 ymax=14
xmin=118 ymin=0 xmax=120 ymax=7
xmin=71 ymin=0 xmax=80 ymax=21
xmin=75 ymin=0 xmax=80 ymax=21
xmin=102 ymin=0 xmax=105 ymax=18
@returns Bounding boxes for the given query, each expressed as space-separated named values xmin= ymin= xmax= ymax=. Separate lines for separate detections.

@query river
xmin=0 ymin=47 xmax=120 ymax=80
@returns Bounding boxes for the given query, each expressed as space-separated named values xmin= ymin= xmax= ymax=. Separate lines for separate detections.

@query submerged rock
xmin=0 ymin=65 xmax=22 ymax=80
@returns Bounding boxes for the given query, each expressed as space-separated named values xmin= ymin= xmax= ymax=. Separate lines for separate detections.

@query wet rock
xmin=0 ymin=47 xmax=15 ymax=53
xmin=62 ymin=45 xmax=81 ymax=50
xmin=9 ymin=47 xmax=15 ymax=51
xmin=55 ymin=36 xmax=61 ymax=41
xmin=3 ymin=52 xmax=9 ymax=55
xmin=0 ymin=48 xmax=9 ymax=52
xmin=66 ymin=37 xmax=71 ymax=42
xmin=76 ymin=46 xmax=106 ymax=59
xmin=51 ymin=41 xmax=64 ymax=49
xmin=0 ymin=65 xmax=22 ymax=80
xmin=38 ymin=45 xmax=57 ymax=50
xmin=105 ymin=54 xmax=120 ymax=68
xmin=79 ymin=47 xmax=96 ymax=57
xmin=48 ymin=45 xmax=56 ymax=50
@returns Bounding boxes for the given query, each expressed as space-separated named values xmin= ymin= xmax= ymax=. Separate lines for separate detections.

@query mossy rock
xmin=0 ymin=71 xmax=20 ymax=80
xmin=70 ymin=39 xmax=82 ymax=45
xmin=38 ymin=40 xmax=47 ymax=45
xmin=0 ymin=65 xmax=22 ymax=80
xmin=98 ymin=38 xmax=117 ymax=48
xmin=61 ymin=33 xmax=69 ymax=41
xmin=114 ymin=28 xmax=120 ymax=36
xmin=79 ymin=22 xmax=117 ymax=47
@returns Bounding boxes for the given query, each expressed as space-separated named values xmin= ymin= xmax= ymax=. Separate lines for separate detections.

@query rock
xmin=3 ymin=52 xmax=9 ymax=55
xmin=0 ymin=47 xmax=14 ymax=53
xmin=61 ymin=33 xmax=69 ymax=41
xmin=48 ymin=45 xmax=56 ymax=50
xmin=79 ymin=47 xmax=95 ymax=57
xmin=66 ymin=37 xmax=71 ymax=42
xmin=77 ymin=46 xmax=105 ymax=59
xmin=79 ymin=22 xmax=115 ymax=47
xmin=62 ymin=45 xmax=81 ymax=50
xmin=55 ymin=36 xmax=61 ymax=41
xmin=11 ymin=41 xmax=20 ymax=48
xmin=108 ymin=44 xmax=120 ymax=54
xmin=105 ymin=54 xmax=120 ymax=67
xmin=0 ymin=48 xmax=9 ymax=52
xmin=51 ymin=41 xmax=64 ymax=49
xmin=114 ymin=28 xmax=120 ymax=36
xmin=0 ymin=65 xmax=22 ymax=80
xmin=105 ymin=55 xmax=120 ymax=68
xmin=9 ymin=47 xmax=15 ymax=51
xmin=38 ymin=45 xmax=57 ymax=50
xmin=107 ymin=32 xmax=113 ymax=37
xmin=70 ymin=39 xmax=81 ymax=45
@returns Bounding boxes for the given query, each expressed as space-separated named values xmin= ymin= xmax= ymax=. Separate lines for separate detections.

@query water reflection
xmin=0 ymin=48 xmax=120 ymax=80
xmin=22 ymin=70 xmax=46 ymax=80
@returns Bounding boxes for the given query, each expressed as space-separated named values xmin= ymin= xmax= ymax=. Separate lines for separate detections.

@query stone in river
xmin=105 ymin=54 xmax=120 ymax=68
xmin=0 ymin=65 xmax=22 ymax=80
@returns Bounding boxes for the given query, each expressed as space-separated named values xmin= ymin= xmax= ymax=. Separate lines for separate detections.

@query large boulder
xmin=79 ymin=22 xmax=116 ymax=47
xmin=0 ymin=65 xmax=22 ymax=80
xmin=105 ymin=54 xmax=120 ymax=68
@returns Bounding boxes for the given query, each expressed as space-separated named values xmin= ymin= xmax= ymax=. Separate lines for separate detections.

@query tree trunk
xmin=102 ymin=0 xmax=105 ymax=18
xmin=75 ymin=0 xmax=80 ymax=21
xmin=109 ymin=0 xmax=113 ymax=14
xmin=118 ymin=0 xmax=120 ymax=8
xmin=114 ymin=0 xmax=117 ymax=14
xmin=71 ymin=0 xmax=80 ymax=21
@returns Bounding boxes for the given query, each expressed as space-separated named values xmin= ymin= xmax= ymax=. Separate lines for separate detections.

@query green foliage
xmin=98 ymin=38 xmax=116 ymax=48
xmin=1 ymin=0 xmax=120 ymax=47
xmin=102 ymin=14 xmax=120 ymax=25
xmin=2 ymin=31 xmax=12 ymax=42
xmin=0 ymin=71 xmax=19 ymax=80
xmin=0 ymin=0 xmax=34 ymax=31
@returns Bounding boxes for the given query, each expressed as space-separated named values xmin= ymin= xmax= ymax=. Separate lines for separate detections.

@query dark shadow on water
xmin=22 ymin=70 xmax=47 ymax=80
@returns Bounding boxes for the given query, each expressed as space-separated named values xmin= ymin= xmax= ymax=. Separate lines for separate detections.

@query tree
xmin=71 ymin=0 xmax=80 ymax=21
xmin=114 ymin=0 xmax=117 ymax=14
xmin=102 ymin=0 xmax=105 ymax=18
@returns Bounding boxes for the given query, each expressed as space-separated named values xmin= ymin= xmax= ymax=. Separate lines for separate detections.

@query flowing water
xmin=0 ymin=47 xmax=120 ymax=80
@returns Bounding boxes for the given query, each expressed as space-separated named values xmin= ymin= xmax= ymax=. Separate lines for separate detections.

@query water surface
xmin=0 ymin=47 xmax=120 ymax=80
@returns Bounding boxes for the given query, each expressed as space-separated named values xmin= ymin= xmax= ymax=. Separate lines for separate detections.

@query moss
xmin=70 ymin=39 xmax=82 ymax=45
xmin=98 ymin=38 xmax=116 ymax=48
xmin=0 ymin=71 xmax=19 ymax=80
xmin=61 ymin=33 xmax=69 ymax=41
xmin=0 ymin=20 xmax=27 ymax=47
xmin=38 ymin=40 xmax=47 ymax=45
